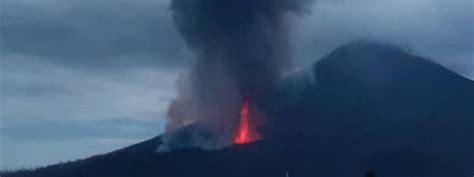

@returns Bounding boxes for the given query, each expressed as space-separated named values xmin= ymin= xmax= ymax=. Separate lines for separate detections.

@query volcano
xmin=3 ymin=42 xmax=473 ymax=177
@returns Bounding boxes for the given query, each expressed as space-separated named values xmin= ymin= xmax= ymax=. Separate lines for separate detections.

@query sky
xmin=0 ymin=0 xmax=472 ymax=170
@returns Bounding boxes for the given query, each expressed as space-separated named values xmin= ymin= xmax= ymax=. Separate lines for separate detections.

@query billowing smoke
xmin=159 ymin=0 xmax=314 ymax=151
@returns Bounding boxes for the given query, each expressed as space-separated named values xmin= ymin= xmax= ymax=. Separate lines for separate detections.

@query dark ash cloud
xmin=160 ymin=0 xmax=315 ymax=150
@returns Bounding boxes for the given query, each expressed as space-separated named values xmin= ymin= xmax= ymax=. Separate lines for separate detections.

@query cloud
xmin=0 ymin=54 xmax=179 ymax=124
xmin=0 ymin=1 xmax=183 ymax=169
xmin=0 ymin=0 xmax=191 ymax=69
xmin=292 ymin=0 xmax=473 ymax=79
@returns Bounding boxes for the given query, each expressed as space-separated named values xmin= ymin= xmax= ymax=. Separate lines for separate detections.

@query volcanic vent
xmin=234 ymin=98 xmax=262 ymax=144
xmin=159 ymin=0 xmax=314 ymax=150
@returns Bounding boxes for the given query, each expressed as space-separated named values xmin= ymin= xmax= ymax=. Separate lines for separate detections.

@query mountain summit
xmin=4 ymin=42 xmax=473 ymax=177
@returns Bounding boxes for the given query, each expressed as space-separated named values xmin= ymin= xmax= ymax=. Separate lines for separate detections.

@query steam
xmin=159 ymin=0 xmax=314 ymax=151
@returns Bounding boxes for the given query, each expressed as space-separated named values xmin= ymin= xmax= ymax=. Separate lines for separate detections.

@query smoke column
xmin=160 ymin=0 xmax=314 ymax=151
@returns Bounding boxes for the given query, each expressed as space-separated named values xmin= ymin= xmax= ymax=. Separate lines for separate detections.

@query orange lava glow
xmin=234 ymin=99 xmax=261 ymax=144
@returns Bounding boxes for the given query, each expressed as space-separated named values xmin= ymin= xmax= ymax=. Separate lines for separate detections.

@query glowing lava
xmin=234 ymin=98 xmax=261 ymax=144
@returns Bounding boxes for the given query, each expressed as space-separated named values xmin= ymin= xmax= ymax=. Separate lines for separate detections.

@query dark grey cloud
xmin=0 ymin=0 xmax=191 ymax=69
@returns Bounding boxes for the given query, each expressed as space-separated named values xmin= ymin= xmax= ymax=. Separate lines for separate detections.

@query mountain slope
xmin=4 ymin=41 xmax=474 ymax=177
xmin=265 ymin=41 xmax=474 ymax=176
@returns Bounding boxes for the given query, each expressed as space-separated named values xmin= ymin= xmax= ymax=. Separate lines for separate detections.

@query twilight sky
xmin=0 ymin=0 xmax=472 ymax=170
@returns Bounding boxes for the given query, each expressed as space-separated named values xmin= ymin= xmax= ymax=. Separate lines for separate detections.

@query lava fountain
xmin=234 ymin=98 xmax=262 ymax=144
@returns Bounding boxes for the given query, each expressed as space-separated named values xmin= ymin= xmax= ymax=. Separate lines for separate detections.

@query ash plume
xmin=160 ymin=0 xmax=314 ymax=151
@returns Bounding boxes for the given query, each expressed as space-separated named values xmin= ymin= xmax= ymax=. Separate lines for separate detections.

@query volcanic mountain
xmin=3 ymin=42 xmax=473 ymax=177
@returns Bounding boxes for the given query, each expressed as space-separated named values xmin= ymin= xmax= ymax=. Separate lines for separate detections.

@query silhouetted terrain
xmin=3 ymin=42 xmax=473 ymax=177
